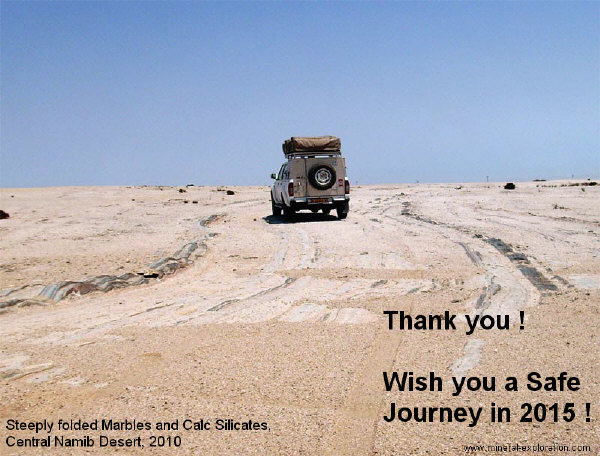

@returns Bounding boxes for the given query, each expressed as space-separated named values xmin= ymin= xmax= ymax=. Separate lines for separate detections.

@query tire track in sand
xmin=317 ymin=207 xmax=411 ymax=455
xmin=322 ymin=302 xmax=412 ymax=456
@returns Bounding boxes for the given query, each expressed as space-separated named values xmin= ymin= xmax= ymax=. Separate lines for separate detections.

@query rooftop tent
xmin=282 ymin=136 xmax=341 ymax=155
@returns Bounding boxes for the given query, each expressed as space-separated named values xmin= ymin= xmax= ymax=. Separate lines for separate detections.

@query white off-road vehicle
xmin=270 ymin=136 xmax=350 ymax=220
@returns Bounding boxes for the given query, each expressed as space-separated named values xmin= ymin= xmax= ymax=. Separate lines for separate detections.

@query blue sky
xmin=1 ymin=1 xmax=598 ymax=187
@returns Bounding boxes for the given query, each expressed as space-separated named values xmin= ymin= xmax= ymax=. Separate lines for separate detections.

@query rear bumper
xmin=289 ymin=196 xmax=349 ymax=210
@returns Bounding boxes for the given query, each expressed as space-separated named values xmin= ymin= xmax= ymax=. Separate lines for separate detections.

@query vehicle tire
xmin=322 ymin=208 xmax=331 ymax=215
xmin=336 ymin=201 xmax=349 ymax=220
xmin=308 ymin=165 xmax=336 ymax=190
xmin=283 ymin=205 xmax=295 ymax=219
xmin=271 ymin=196 xmax=282 ymax=216
xmin=311 ymin=209 xmax=319 ymax=213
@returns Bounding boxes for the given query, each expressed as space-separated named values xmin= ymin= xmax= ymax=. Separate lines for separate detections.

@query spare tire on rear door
xmin=308 ymin=164 xmax=336 ymax=190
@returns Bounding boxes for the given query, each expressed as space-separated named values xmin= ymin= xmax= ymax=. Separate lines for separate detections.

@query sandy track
xmin=0 ymin=182 xmax=598 ymax=454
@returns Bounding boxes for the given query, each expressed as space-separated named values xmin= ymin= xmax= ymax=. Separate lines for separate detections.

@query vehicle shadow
xmin=263 ymin=213 xmax=340 ymax=224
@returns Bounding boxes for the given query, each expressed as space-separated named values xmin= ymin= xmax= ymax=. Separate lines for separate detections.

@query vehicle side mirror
xmin=270 ymin=173 xmax=277 ymax=179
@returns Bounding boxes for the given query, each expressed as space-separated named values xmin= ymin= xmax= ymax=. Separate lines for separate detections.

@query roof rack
xmin=285 ymin=150 xmax=342 ymax=159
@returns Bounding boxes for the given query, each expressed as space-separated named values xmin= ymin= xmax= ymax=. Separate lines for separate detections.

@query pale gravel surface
xmin=0 ymin=181 xmax=598 ymax=455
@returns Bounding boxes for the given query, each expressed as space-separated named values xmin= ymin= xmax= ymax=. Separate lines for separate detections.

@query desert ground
xmin=0 ymin=181 xmax=598 ymax=455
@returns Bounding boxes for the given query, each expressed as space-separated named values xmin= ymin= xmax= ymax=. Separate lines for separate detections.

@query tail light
xmin=288 ymin=182 xmax=294 ymax=197
xmin=344 ymin=179 xmax=350 ymax=194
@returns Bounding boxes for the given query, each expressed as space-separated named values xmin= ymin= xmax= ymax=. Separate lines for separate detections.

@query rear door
xmin=305 ymin=157 xmax=346 ymax=198
xmin=288 ymin=158 xmax=307 ymax=198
